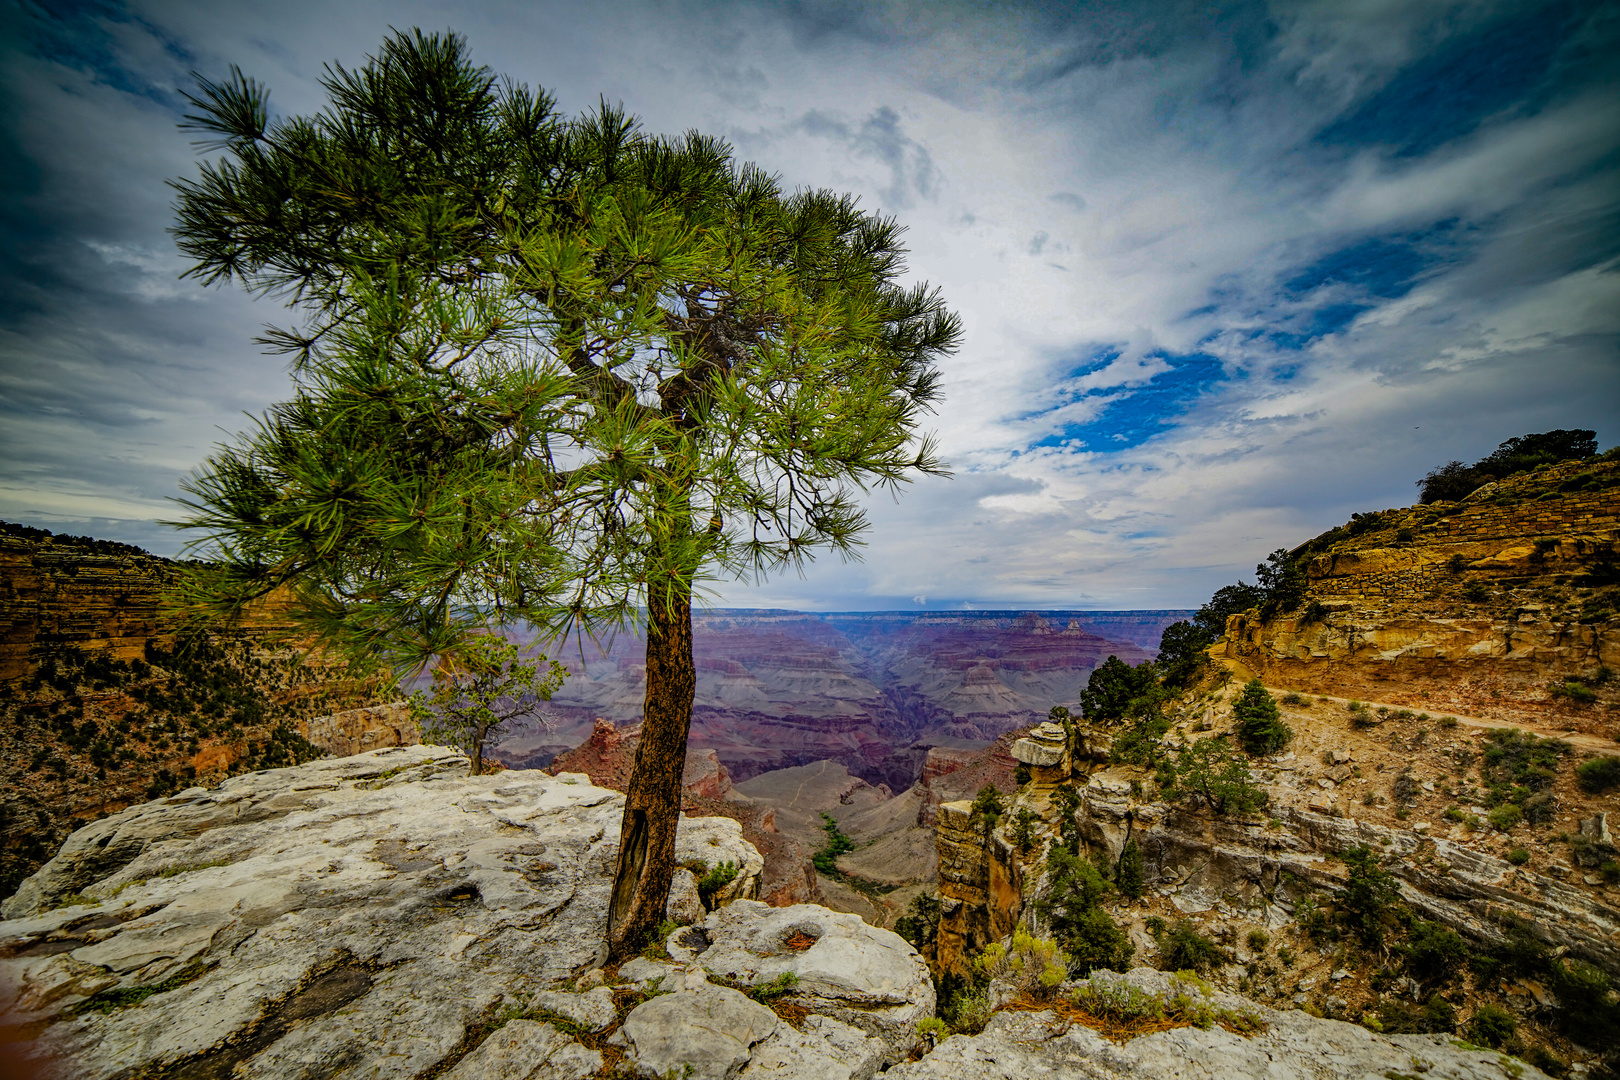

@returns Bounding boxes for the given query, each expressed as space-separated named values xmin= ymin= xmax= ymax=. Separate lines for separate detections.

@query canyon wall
xmin=1221 ymin=458 xmax=1619 ymax=732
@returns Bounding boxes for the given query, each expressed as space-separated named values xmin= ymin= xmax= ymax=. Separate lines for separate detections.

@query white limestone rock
xmin=686 ymin=900 xmax=933 ymax=1062
xmin=442 ymin=1020 xmax=601 ymax=1080
xmin=616 ymin=982 xmax=777 ymax=1080
xmin=0 ymin=746 xmax=769 ymax=1080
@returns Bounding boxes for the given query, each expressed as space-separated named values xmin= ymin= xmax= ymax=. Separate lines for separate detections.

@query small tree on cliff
xmin=1233 ymin=678 xmax=1290 ymax=756
xmin=168 ymin=30 xmax=960 ymax=958
xmin=408 ymin=636 xmax=566 ymax=774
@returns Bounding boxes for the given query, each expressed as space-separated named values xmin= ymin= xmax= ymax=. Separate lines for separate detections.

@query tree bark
xmin=606 ymin=584 xmax=695 ymax=959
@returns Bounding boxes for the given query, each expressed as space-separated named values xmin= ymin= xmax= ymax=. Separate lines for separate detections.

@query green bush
xmin=1246 ymin=928 xmax=1270 ymax=951
xmin=969 ymin=785 xmax=1003 ymax=831
xmin=1401 ymin=920 xmax=1469 ymax=985
xmin=1164 ymin=737 xmax=1268 ymax=816
xmin=1487 ymin=803 xmax=1522 ymax=831
xmin=1464 ymin=1004 xmax=1518 ymax=1049
xmin=1507 ymin=846 xmax=1530 ymax=866
xmin=1576 ymin=755 xmax=1620 ymax=793
xmin=1550 ymin=680 xmax=1597 ymax=704
xmin=1034 ymin=847 xmax=1133 ymax=976
xmin=894 ymin=892 xmax=940 ymax=953
xmin=1378 ymin=994 xmax=1457 ymax=1034
xmin=1153 ymin=921 xmax=1226 ymax=974
xmin=1338 ymin=846 xmax=1401 ymax=946
xmin=1463 ymin=581 xmax=1490 ymax=603
xmin=1116 ymin=838 xmax=1145 ymax=898
xmin=812 ymin=814 xmax=856 ymax=874
xmin=1233 ymin=679 xmax=1291 ymax=756
xmin=1012 ymin=808 xmax=1039 ymax=852
xmin=697 ymin=861 xmax=739 ymax=905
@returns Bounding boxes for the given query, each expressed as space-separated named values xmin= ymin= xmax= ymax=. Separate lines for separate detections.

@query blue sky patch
xmin=1034 ymin=353 xmax=1227 ymax=453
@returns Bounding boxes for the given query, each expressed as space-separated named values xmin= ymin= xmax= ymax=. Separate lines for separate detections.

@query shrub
xmin=697 ymin=861 xmax=739 ymax=906
xmin=1116 ymin=839 xmax=1145 ymax=898
xmin=1337 ymin=846 xmax=1402 ymax=947
xmin=894 ymin=892 xmax=940 ymax=953
xmin=1439 ymin=715 xmax=1459 ymax=729
xmin=1233 ymin=679 xmax=1291 ymax=756
xmin=1464 ymin=1004 xmax=1518 ymax=1050
xmin=1576 ymin=755 xmax=1620 ymax=793
xmin=975 ymin=930 xmax=1068 ymax=999
xmin=1246 ymin=928 xmax=1270 ymax=951
xmin=812 ymin=814 xmax=856 ymax=874
xmin=969 ymin=785 xmax=1003 ymax=832
xmin=1447 ymin=553 xmax=1468 ymax=574
xmin=1156 ymin=620 xmax=1213 ymax=688
xmin=1396 ymin=527 xmax=1415 ymax=543
xmin=1507 ymin=846 xmax=1529 ymax=865
xmin=1602 ymin=860 xmax=1620 ymax=885
xmin=1035 ymin=847 xmax=1133 ymax=976
xmin=1165 ymin=737 xmax=1267 ymax=816
xmin=1550 ymin=679 xmax=1597 ymax=704
xmin=1549 ymin=959 xmax=1620 ymax=1050
xmin=1488 ymin=803 xmax=1523 ymax=831
xmin=1281 ymin=692 xmax=1307 ymax=707
xmin=1525 ymin=1046 xmax=1569 ymax=1079
xmin=1463 ymin=581 xmax=1490 ymax=603
xmin=1402 ymin=919 xmax=1468 ymax=985
xmin=1012 ymin=808 xmax=1039 ymax=852
xmin=1153 ymin=921 xmax=1226 ymax=974
xmin=1378 ymin=994 xmax=1458 ymax=1034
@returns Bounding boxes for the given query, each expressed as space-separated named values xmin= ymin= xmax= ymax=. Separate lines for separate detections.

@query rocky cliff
xmin=1 ymin=747 xmax=1563 ymax=1080
xmin=0 ymin=524 xmax=407 ymax=903
xmin=1221 ymin=458 xmax=1619 ymax=732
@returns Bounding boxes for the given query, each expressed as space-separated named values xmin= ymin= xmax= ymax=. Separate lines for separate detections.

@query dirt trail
xmin=1217 ymin=654 xmax=1620 ymax=757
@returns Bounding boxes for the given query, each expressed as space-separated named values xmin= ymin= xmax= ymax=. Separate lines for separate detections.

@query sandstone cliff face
xmin=0 ymin=525 xmax=404 ymax=904
xmin=1221 ymin=459 xmax=1619 ymax=732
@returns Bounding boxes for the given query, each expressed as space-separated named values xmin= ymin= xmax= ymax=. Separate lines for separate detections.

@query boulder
xmin=614 ymin=982 xmax=778 ymax=1080
xmin=672 ymin=900 xmax=933 ymax=1061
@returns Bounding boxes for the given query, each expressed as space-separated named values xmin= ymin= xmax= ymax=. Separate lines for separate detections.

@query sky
xmin=1 ymin=0 xmax=1616 ymax=612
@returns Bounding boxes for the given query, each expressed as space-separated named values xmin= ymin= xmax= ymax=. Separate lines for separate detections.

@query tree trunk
xmin=606 ymin=584 xmax=695 ymax=959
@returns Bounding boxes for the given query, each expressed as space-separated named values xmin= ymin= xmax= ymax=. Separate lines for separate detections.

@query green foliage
xmin=1155 ymin=620 xmax=1213 ymax=688
xmin=1012 ymin=808 xmax=1039 ymax=853
xmin=969 ymin=785 xmax=1004 ymax=832
xmin=1246 ymin=929 xmax=1270 ymax=951
xmin=1052 ymin=784 xmax=1083 ymax=854
xmin=1151 ymin=921 xmax=1226 ymax=974
xmin=1550 ymin=679 xmax=1596 ymax=703
xmin=1338 ymin=846 xmax=1402 ymax=947
xmin=1506 ymin=846 xmax=1530 ymax=866
xmin=1401 ymin=920 xmax=1469 ymax=985
xmin=1233 ymin=679 xmax=1291 ymax=755
xmin=1576 ymin=755 xmax=1620 ymax=793
xmin=409 ymin=634 xmax=565 ymax=772
xmin=1034 ymin=847 xmax=1133 ymax=976
xmin=1068 ymin=973 xmax=1264 ymax=1035
xmin=697 ymin=861 xmax=739 ymax=906
xmin=916 ymin=1016 xmax=950 ymax=1042
xmin=894 ymin=892 xmax=940 ymax=953
xmin=1462 ymin=581 xmax=1491 ymax=603
xmin=812 ymin=814 xmax=856 ymax=875
xmin=1488 ymin=803 xmax=1523 ymax=832
xmin=1161 ymin=737 xmax=1268 ymax=816
xmin=1081 ymin=656 xmax=1163 ymax=726
xmin=1115 ymin=839 xmax=1145 ymax=898
xmin=748 ymin=971 xmax=799 ymax=1002
xmin=1194 ymin=583 xmax=1264 ymax=639
xmin=1378 ymin=994 xmax=1458 ymax=1034
xmin=168 ymin=28 xmax=962 ymax=675
xmin=1464 ymin=1004 xmax=1518 ymax=1050
xmin=1256 ymin=549 xmax=1308 ymax=616
xmin=1417 ymin=430 xmax=1598 ymax=503
xmin=1013 ymin=762 xmax=1032 ymax=785
xmin=66 ymin=962 xmax=209 ymax=1016
xmin=975 ymin=930 xmax=1069 ymax=999
xmin=1110 ymin=713 xmax=1173 ymax=767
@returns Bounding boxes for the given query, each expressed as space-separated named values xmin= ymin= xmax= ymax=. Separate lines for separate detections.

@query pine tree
xmin=1233 ymin=678 xmax=1291 ymax=755
xmin=167 ymin=30 xmax=960 ymax=957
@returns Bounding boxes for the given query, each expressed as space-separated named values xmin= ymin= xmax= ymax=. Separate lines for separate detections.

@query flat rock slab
xmin=617 ymin=983 xmax=778 ymax=1080
xmin=0 ymin=746 xmax=762 ymax=1080
xmin=443 ymin=1020 xmax=601 ymax=1080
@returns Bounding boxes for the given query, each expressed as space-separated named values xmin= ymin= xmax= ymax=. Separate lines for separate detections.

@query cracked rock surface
xmin=0 ymin=746 xmax=759 ymax=1079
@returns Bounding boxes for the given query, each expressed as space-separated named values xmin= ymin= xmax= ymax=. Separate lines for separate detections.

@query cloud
xmin=0 ymin=0 xmax=1615 ymax=614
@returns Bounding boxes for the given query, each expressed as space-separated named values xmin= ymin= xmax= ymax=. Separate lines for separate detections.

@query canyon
xmin=495 ymin=608 xmax=1179 ymax=787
